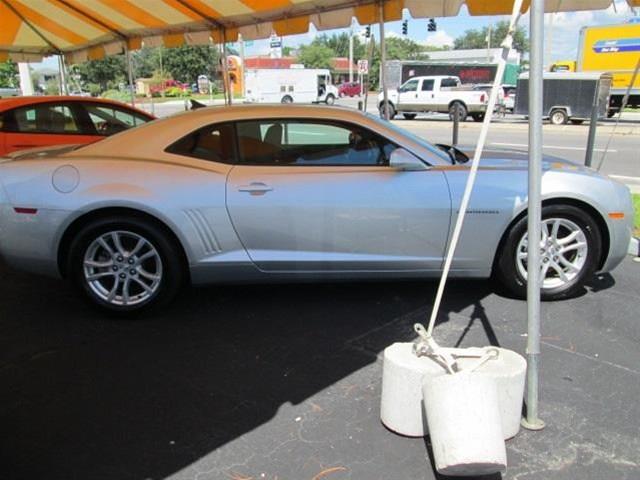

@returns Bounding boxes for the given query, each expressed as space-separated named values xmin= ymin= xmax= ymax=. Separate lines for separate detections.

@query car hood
xmin=458 ymin=146 xmax=592 ymax=174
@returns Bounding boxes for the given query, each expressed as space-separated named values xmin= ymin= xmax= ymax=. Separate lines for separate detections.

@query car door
xmin=2 ymin=102 xmax=98 ymax=153
xmin=225 ymin=118 xmax=451 ymax=273
xmin=397 ymin=78 xmax=420 ymax=112
xmin=415 ymin=79 xmax=435 ymax=112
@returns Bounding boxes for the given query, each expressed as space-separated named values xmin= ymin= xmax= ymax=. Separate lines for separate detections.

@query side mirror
xmin=389 ymin=148 xmax=428 ymax=171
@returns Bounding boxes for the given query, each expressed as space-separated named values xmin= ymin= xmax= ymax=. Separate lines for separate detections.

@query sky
xmin=36 ymin=0 xmax=638 ymax=71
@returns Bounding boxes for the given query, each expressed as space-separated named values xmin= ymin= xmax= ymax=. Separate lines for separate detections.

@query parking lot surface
xmin=1 ymin=255 xmax=639 ymax=479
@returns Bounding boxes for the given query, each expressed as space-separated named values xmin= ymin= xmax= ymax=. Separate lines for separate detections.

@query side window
xmin=401 ymin=79 xmax=419 ymax=92
xmin=421 ymin=80 xmax=435 ymax=91
xmin=83 ymin=104 xmax=149 ymax=136
xmin=6 ymin=104 xmax=79 ymax=133
xmin=441 ymin=78 xmax=458 ymax=88
xmin=236 ymin=120 xmax=396 ymax=166
xmin=165 ymin=123 xmax=235 ymax=163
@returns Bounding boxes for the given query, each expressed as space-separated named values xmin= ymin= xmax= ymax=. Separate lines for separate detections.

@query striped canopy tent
xmin=0 ymin=0 xmax=638 ymax=63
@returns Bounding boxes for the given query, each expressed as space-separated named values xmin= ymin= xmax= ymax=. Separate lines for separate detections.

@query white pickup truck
xmin=378 ymin=75 xmax=489 ymax=121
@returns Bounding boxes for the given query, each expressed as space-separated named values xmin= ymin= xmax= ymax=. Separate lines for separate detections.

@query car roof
xmin=0 ymin=95 xmax=155 ymax=118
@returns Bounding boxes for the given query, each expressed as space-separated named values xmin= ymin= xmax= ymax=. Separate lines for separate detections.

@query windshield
xmin=366 ymin=113 xmax=451 ymax=163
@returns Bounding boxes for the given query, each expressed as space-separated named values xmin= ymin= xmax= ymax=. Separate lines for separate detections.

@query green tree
xmin=367 ymin=36 xmax=427 ymax=90
xmin=73 ymin=55 xmax=126 ymax=91
xmin=297 ymin=43 xmax=335 ymax=69
xmin=0 ymin=60 xmax=18 ymax=88
xmin=454 ymin=20 xmax=529 ymax=53
xmin=160 ymin=45 xmax=219 ymax=84
xmin=314 ymin=32 xmax=366 ymax=60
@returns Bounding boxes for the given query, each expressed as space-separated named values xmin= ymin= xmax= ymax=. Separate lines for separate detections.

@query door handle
xmin=238 ymin=182 xmax=273 ymax=196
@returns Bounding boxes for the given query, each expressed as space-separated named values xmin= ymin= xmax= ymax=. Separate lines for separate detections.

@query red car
xmin=338 ymin=82 xmax=362 ymax=97
xmin=0 ymin=96 xmax=155 ymax=156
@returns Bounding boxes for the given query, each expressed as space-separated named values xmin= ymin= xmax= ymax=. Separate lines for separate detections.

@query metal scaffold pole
xmin=522 ymin=0 xmax=546 ymax=431
xmin=379 ymin=1 xmax=388 ymax=120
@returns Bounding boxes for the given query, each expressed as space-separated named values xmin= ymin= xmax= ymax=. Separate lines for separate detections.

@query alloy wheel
xmin=515 ymin=218 xmax=588 ymax=290
xmin=83 ymin=230 xmax=163 ymax=306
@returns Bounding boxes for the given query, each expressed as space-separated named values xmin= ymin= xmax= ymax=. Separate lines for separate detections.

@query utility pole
xmin=544 ymin=12 xmax=555 ymax=70
xmin=349 ymin=19 xmax=354 ymax=83
xmin=486 ymin=22 xmax=492 ymax=62
xmin=379 ymin=1 xmax=388 ymax=120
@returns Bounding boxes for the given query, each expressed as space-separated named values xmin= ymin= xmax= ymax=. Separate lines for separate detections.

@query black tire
xmin=494 ymin=204 xmax=602 ymax=300
xmin=570 ymin=119 xmax=584 ymax=125
xmin=379 ymin=101 xmax=396 ymax=119
xmin=606 ymin=110 xmax=616 ymax=118
xmin=281 ymin=95 xmax=293 ymax=104
xmin=549 ymin=109 xmax=568 ymax=125
xmin=403 ymin=113 xmax=417 ymax=120
xmin=67 ymin=216 xmax=185 ymax=314
xmin=325 ymin=94 xmax=335 ymax=105
xmin=448 ymin=102 xmax=467 ymax=121
xmin=471 ymin=113 xmax=485 ymax=122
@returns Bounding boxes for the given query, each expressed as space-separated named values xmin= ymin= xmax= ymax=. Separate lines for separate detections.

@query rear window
xmin=165 ymin=122 xmax=236 ymax=163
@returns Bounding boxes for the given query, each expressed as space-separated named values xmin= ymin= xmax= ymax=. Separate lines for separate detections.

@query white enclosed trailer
xmin=244 ymin=68 xmax=338 ymax=105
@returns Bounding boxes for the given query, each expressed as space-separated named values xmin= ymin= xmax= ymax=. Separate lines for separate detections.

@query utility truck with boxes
xmin=550 ymin=20 xmax=640 ymax=116
xmin=244 ymin=68 xmax=338 ymax=105
xmin=378 ymin=75 xmax=490 ymax=121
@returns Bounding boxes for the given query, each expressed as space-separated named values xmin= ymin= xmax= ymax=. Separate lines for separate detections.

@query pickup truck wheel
xmin=448 ymin=102 xmax=467 ymax=122
xmin=471 ymin=113 xmax=485 ymax=122
xmin=403 ymin=113 xmax=417 ymax=120
xmin=325 ymin=94 xmax=335 ymax=105
xmin=550 ymin=109 xmax=568 ymax=125
xmin=379 ymin=102 xmax=396 ymax=120
xmin=570 ymin=119 xmax=584 ymax=125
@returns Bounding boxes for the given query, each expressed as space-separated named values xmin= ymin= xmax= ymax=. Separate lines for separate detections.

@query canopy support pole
xmin=379 ymin=1 xmax=388 ymax=120
xmin=522 ymin=0 xmax=545 ymax=431
xmin=125 ymin=45 xmax=135 ymax=107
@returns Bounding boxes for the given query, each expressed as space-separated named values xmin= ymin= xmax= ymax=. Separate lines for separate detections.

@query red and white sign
xmin=357 ymin=59 xmax=369 ymax=74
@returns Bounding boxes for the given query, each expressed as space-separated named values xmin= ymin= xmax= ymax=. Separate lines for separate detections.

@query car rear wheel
xmin=495 ymin=205 xmax=602 ymax=300
xmin=68 ymin=217 xmax=184 ymax=313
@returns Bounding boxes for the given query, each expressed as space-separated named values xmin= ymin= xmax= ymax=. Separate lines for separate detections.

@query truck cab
xmin=378 ymin=75 xmax=489 ymax=121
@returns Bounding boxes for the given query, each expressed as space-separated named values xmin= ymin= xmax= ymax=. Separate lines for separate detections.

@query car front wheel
xmin=68 ymin=216 xmax=184 ymax=313
xmin=495 ymin=205 xmax=602 ymax=300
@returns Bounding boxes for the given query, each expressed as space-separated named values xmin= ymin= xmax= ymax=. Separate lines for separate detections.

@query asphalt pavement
xmin=1 ymin=254 xmax=639 ymax=479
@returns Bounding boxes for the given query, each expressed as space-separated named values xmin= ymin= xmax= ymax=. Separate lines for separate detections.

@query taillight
xmin=480 ymin=93 xmax=486 ymax=103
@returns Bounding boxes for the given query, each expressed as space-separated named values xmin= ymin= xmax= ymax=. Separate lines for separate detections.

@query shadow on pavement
xmin=0 ymin=262 xmax=506 ymax=479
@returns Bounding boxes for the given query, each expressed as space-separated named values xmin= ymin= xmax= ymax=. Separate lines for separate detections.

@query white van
xmin=244 ymin=68 xmax=339 ymax=105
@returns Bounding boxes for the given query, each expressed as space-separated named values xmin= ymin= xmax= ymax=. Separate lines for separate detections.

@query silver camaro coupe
xmin=0 ymin=105 xmax=633 ymax=313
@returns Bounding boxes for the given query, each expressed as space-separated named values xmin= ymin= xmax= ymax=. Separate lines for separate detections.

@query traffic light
xmin=402 ymin=20 xmax=408 ymax=35
xmin=365 ymin=25 xmax=371 ymax=38
xmin=428 ymin=18 xmax=437 ymax=32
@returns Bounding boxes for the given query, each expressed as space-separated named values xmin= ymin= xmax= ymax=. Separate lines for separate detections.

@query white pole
xmin=522 ymin=0 xmax=545 ymax=431
xmin=544 ymin=13 xmax=555 ymax=70
xmin=349 ymin=20 xmax=354 ymax=83
xmin=379 ymin=1 xmax=388 ymax=120
xmin=57 ymin=54 xmax=68 ymax=95
xmin=18 ymin=62 xmax=34 ymax=96
xmin=125 ymin=45 xmax=135 ymax=106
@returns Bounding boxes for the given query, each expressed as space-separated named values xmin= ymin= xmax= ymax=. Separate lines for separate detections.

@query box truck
xmin=244 ymin=68 xmax=338 ymax=105
xmin=551 ymin=20 xmax=640 ymax=116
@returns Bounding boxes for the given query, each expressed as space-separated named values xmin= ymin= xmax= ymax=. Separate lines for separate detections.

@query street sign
xmin=270 ymin=34 xmax=282 ymax=48
xmin=358 ymin=59 xmax=369 ymax=74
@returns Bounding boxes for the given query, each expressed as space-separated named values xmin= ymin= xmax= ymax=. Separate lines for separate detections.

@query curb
xmin=629 ymin=237 xmax=640 ymax=257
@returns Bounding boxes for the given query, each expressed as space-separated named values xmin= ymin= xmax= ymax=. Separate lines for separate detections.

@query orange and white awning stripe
xmin=0 ymin=0 xmax=638 ymax=63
